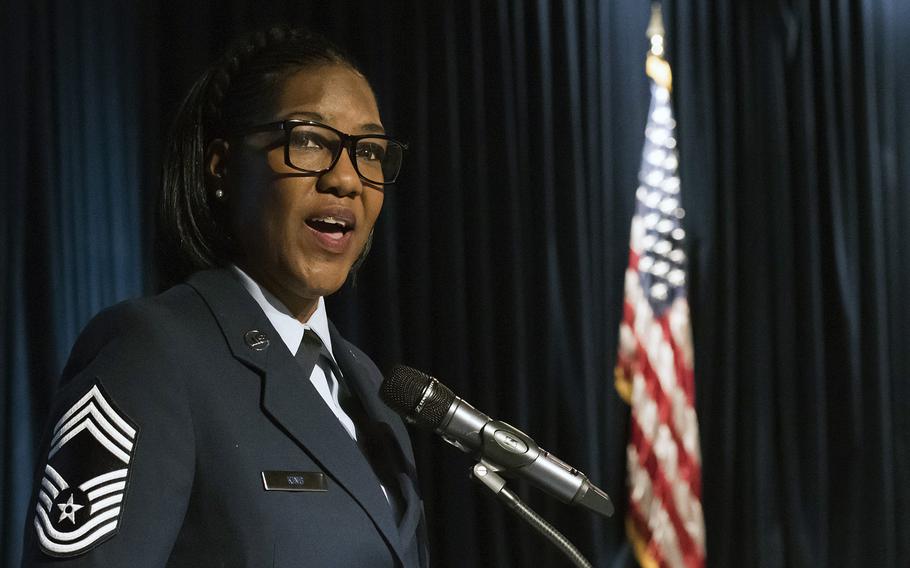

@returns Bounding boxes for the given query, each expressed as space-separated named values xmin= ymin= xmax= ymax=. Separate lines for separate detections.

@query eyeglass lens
xmin=288 ymin=124 xmax=403 ymax=184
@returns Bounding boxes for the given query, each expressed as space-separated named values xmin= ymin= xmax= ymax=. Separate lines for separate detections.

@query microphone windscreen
xmin=381 ymin=365 xmax=455 ymax=429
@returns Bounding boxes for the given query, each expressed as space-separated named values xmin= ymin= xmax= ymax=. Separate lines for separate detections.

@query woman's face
xmin=216 ymin=64 xmax=385 ymax=320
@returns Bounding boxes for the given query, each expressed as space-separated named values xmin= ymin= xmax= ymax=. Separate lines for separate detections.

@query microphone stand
xmin=471 ymin=460 xmax=593 ymax=568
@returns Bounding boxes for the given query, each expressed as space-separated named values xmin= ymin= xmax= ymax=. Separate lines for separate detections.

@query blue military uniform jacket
xmin=21 ymin=269 xmax=428 ymax=567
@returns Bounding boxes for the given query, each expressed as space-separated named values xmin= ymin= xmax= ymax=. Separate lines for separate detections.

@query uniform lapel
xmin=186 ymin=269 xmax=406 ymax=565
xmin=329 ymin=324 xmax=424 ymax=551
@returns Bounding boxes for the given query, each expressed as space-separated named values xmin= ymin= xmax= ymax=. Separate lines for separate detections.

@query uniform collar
xmin=230 ymin=264 xmax=334 ymax=357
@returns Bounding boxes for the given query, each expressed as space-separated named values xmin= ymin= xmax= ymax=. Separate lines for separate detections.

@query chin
xmin=290 ymin=263 xmax=351 ymax=298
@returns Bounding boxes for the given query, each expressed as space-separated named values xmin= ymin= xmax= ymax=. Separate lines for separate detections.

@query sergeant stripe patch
xmin=34 ymin=382 xmax=138 ymax=557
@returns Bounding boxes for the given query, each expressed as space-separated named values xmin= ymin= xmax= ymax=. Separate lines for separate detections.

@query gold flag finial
xmin=646 ymin=3 xmax=665 ymax=45
xmin=645 ymin=3 xmax=672 ymax=91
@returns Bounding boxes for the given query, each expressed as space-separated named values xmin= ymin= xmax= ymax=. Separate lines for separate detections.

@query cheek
xmin=229 ymin=184 xmax=299 ymax=257
xmin=362 ymin=192 xmax=385 ymax=231
xmin=226 ymin=151 xmax=288 ymax=239
xmin=261 ymin=190 xmax=304 ymax=252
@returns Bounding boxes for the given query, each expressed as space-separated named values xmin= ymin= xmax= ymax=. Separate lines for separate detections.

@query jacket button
xmin=244 ymin=329 xmax=270 ymax=351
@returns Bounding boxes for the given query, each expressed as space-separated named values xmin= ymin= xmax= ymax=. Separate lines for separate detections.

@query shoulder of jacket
xmin=61 ymin=284 xmax=211 ymax=382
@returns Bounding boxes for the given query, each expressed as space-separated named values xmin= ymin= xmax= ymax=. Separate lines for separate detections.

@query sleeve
xmin=21 ymin=303 xmax=196 ymax=567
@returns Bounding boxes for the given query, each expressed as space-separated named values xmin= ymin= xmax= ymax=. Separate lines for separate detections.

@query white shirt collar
xmin=230 ymin=265 xmax=334 ymax=357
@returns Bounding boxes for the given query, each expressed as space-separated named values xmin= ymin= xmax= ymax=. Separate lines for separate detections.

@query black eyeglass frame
xmin=229 ymin=119 xmax=408 ymax=185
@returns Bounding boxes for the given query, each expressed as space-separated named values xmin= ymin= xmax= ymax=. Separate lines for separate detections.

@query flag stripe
xmin=622 ymin=274 xmax=701 ymax=454
xmin=659 ymin=317 xmax=695 ymax=402
xmin=624 ymin=284 xmax=698 ymax=444
xmin=627 ymin=506 xmax=663 ymax=568
xmin=634 ymin=349 xmax=702 ymax=495
xmin=622 ymin=311 xmax=702 ymax=495
xmin=627 ymin=455 xmax=689 ymax=568
xmin=630 ymin=409 xmax=705 ymax=557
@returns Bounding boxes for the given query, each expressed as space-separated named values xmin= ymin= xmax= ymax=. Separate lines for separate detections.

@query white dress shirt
xmin=230 ymin=265 xmax=358 ymax=441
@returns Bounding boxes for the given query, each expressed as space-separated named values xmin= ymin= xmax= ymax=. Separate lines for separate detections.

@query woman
xmin=21 ymin=26 xmax=426 ymax=567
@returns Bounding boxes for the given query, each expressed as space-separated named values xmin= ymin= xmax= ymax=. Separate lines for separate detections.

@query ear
xmin=205 ymin=138 xmax=230 ymax=183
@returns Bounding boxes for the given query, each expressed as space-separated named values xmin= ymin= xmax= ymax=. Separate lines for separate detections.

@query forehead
xmin=271 ymin=64 xmax=382 ymax=131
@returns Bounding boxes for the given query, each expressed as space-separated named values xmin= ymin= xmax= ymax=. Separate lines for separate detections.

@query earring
xmin=214 ymin=188 xmax=225 ymax=200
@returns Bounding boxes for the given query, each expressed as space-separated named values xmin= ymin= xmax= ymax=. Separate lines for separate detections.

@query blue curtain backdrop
xmin=1 ymin=2 xmax=147 ymax=565
xmin=2 ymin=1 xmax=908 ymax=567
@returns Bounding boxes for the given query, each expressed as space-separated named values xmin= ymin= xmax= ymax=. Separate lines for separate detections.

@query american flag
xmin=614 ymin=21 xmax=706 ymax=568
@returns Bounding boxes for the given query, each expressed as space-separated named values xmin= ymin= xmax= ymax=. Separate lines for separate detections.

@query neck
xmin=234 ymin=262 xmax=319 ymax=324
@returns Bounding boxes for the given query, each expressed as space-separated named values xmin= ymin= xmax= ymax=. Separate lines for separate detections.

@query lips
xmin=304 ymin=206 xmax=357 ymax=253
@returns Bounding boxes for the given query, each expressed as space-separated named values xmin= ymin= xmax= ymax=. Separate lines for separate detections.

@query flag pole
xmin=614 ymin=2 xmax=672 ymax=406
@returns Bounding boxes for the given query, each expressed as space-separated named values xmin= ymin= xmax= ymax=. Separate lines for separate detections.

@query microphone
xmin=380 ymin=365 xmax=614 ymax=518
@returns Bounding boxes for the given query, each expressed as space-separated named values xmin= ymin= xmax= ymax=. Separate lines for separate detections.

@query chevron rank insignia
xmin=33 ymin=381 xmax=138 ymax=557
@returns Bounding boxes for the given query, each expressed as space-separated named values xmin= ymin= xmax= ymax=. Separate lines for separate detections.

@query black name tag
xmin=261 ymin=471 xmax=328 ymax=492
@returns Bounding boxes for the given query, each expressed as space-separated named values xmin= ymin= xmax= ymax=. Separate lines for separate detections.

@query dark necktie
xmin=296 ymin=330 xmax=351 ymax=414
xmin=294 ymin=330 xmax=405 ymax=521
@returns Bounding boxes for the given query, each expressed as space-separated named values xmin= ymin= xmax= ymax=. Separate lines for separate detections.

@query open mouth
xmin=304 ymin=210 xmax=357 ymax=253
xmin=305 ymin=216 xmax=354 ymax=236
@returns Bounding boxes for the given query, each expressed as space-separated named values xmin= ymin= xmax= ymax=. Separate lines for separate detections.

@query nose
xmin=317 ymin=147 xmax=362 ymax=198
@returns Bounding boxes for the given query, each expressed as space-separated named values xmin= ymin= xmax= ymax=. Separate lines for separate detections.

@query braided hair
xmin=156 ymin=26 xmax=368 ymax=288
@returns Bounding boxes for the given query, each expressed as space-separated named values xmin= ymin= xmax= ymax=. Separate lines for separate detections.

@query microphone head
xmin=381 ymin=365 xmax=456 ymax=429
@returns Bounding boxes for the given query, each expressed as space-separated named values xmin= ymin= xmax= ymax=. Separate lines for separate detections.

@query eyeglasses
xmin=231 ymin=119 xmax=407 ymax=185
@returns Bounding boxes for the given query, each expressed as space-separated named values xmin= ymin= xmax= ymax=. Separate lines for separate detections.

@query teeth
xmin=312 ymin=216 xmax=348 ymax=228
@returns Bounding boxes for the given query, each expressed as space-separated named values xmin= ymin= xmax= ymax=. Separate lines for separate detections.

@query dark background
xmin=3 ymin=1 xmax=908 ymax=567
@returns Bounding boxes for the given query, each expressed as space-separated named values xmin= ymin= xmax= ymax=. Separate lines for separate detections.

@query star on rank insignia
xmin=33 ymin=381 xmax=138 ymax=557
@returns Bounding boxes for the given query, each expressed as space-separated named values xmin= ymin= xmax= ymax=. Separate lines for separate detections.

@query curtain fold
xmin=668 ymin=0 xmax=909 ymax=565
xmin=2 ymin=1 xmax=907 ymax=567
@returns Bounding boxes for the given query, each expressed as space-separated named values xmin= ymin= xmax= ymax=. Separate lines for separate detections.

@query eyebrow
xmin=285 ymin=111 xmax=386 ymax=135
